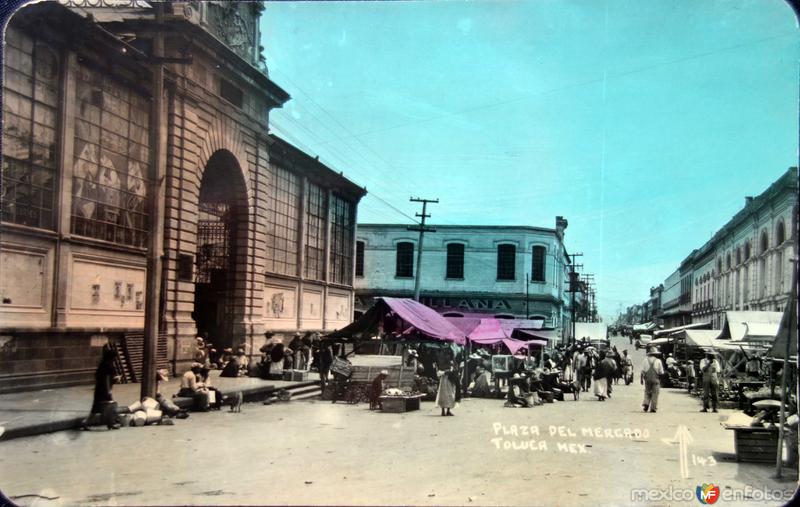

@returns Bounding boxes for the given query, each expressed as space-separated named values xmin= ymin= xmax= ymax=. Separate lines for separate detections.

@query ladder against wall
xmin=114 ymin=333 xmax=170 ymax=383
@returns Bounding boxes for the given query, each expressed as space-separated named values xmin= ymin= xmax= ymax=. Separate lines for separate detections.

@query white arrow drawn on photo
xmin=661 ymin=425 xmax=694 ymax=478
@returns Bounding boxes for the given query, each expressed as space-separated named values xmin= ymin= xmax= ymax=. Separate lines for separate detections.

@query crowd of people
xmin=80 ymin=330 xmax=737 ymax=427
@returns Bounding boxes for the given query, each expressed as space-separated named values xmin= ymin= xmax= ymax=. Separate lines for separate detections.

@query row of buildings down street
xmin=617 ymin=167 xmax=797 ymax=331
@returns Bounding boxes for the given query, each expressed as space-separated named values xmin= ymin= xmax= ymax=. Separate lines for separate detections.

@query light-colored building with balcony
xmin=354 ymin=218 xmax=574 ymax=338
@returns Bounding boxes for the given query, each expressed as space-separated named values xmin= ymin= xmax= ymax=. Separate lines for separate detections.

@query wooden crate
xmin=732 ymin=427 xmax=779 ymax=463
xmin=379 ymin=394 xmax=425 ymax=413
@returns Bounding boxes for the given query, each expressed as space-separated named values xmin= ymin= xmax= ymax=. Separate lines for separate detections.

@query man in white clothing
xmin=640 ymin=349 xmax=664 ymax=413
xmin=700 ymin=352 xmax=721 ymax=413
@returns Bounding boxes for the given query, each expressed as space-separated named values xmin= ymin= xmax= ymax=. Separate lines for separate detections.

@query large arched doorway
xmin=192 ymin=151 xmax=248 ymax=350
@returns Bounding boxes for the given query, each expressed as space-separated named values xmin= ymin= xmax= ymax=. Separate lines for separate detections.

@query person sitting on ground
xmin=471 ymin=366 xmax=493 ymax=398
xmin=506 ymin=374 xmax=530 ymax=407
xmin=198 ymin=367 xmax=223 ymax=410
xmin=155 ymin=369 xmax=189 ymax=419
xmin=369 ymin=370 xmax=390 ymax=410
xmin=220 ymin=348 xmax=243 ymax=378
xmin=268 ymin=342 xmax=286 ymax=380
xmin=194 ymin=336 xmax=209 ymax=368
xmin=177 ymin=363 xmax=211 ymax=411
xmin=81 ymin=343 xmax=122 ymax=430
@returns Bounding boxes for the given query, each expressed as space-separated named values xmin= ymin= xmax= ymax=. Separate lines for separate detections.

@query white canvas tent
xmin=718 ymin=311 xmax=782 ymax=341
xmin=574 ymin=322 xmax=608 ymax=342
xmin=683 ymin=329 xmax=721 ymax=348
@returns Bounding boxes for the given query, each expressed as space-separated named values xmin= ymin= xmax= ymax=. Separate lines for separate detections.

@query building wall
xmin=354 ymin=223 xmax=570 ymax=334
xmin=710 ymin=184 xmax=796 ymax=328
xmin=0 ymin=4 xmax=364 ymax=392
xmin=691 ymin=251 xmax=715 ymax=324
xmin=649 ymin=168 xmax=797 ymax=331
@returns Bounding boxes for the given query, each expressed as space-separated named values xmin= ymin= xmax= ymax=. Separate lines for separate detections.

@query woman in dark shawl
xmin=81 ymin=344 xmax=121 ymax=430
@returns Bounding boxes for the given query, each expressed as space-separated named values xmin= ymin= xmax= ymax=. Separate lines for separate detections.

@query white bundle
xmin=132 ymin=410 xmax=147 ymax=427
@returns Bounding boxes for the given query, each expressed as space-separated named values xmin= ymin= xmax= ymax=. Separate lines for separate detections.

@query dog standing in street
xmin=228 ymin=391 xmax=243 ymax=413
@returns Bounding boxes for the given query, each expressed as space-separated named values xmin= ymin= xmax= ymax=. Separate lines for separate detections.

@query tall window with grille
xmin=497 ymin=244 xmax=516 ymax=280
xmin=396 ymin=242 xmax=414 ymax=278
xmin=330 ymin=194 xmax=353 ymax=285
xmin=71 ymin=64 xmax=149 ymax=247
xmin=305 ymin=183 xmax=327 ymax=281
xmin=264 ymin=165 xmax=300 ymax=276
xmin=531 ymin=245 xmax=546 ymax=282
xmin=446 ymin=243 xmax=464 ymax=279
xmin=2 ymin=27 xmax=59 ymax=230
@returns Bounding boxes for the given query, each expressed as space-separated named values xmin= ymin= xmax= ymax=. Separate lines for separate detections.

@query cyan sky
xmin=261 ymin=0 xmax=798 ymax=320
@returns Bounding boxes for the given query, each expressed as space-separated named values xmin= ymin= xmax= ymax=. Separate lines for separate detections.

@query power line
xmin=304 ymin=32 xmax=794 ymax=145
xmin=271 ymin=67 xmax=427 ymax=192
xmin=268 ymin=124 xmax=420 ymax=224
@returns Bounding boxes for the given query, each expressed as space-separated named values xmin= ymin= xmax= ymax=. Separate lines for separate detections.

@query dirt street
xmin=0 ymin=336 xmax=796 ymax=506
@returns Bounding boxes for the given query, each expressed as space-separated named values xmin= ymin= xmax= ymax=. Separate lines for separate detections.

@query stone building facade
xmin=645 ymin=168 xmax=797 ymax=331
xmin=354 ymin=218 xmax=574 ymax=338
xmin=701 ymin=168 xmax=797 ymax=328
xmin=0 ymin=2 xmax=364 ymax=392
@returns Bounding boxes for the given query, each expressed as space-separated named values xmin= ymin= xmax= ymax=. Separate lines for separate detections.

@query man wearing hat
xmin=640 ymin=348 xmax=664 ymax=413
xmin=700 ymin=352 xmax=721 ymax=413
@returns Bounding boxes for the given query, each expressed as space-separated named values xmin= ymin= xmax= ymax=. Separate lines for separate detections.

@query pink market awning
xmin=445 ymin=317 xmax=482 ymax=337
xmin=380 ymin=297 xmax=467 ymax=344
xmin=468 ymin=319 xmax=507 ymax=342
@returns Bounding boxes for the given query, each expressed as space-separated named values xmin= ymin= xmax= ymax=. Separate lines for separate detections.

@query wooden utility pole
xmin=408 ymin=197 xmax=437 ymax=301
xmin=566 ymin=253 xmax=583 ymax=343
xmin=141 ymin=4 xmax=168 ymax=399
xmin=775 ymin=254 xmax=797 ymax=478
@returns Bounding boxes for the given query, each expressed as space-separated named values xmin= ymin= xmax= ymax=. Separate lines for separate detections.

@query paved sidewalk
xmin=0 ymin=371 xmax=319 ymax=441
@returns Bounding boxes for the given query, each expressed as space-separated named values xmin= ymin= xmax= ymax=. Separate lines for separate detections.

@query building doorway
xmin=192 ymin=151 xmax=248 ymax=350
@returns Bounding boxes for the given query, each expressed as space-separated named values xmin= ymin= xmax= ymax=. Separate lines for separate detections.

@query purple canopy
xmin=380 ymin=297 xmax=467 ymax=344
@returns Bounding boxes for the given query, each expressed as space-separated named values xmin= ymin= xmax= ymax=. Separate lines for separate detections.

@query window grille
xmin=330 ymin=194 xmax=353 ymax=285
xmin=2 ymin=28 xmax=59 ymax=230
xmin=71 ymin=63 xmax=149 ymax=247
xmin=304 ymin=183 xmax=327 ymax=281
xmin=264 ymin=165 xmax=300 ymax=276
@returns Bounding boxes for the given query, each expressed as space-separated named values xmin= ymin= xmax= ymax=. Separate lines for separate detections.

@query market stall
xmin=324 ymin=297 xmax=468 ymax=408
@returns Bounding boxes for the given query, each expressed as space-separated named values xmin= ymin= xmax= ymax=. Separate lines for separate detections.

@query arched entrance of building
xmin=192 ymin=150 xmax=248 ymax=350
